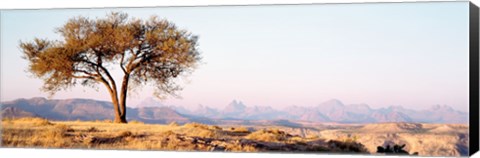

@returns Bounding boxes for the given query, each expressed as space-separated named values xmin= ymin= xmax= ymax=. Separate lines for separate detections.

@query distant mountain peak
xmin=136 ymin=97 xmax=164 ymax=108
xmin=30 ymin=97 xmax=47 ymax=101
xmin=196 ymin=104 xmax=215 ymax=110
xmin=227 ymin=100 xmax=246 ymax=109
xmin=430 ymin=104 xmax=454 ymax=111
xmin=388 ymin=105 xmax=405 ymax=110
xmin=222 ymin=100 xmax=247 ymax=115
xmin=26 ymin=97 xmax=49 ymax=104
xmin=320 ymin=99 xmax=344 ymax=107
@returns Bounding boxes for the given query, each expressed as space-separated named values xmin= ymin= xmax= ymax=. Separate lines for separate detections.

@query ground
xmin=1 ymin=118 xmax=468 ymax=156
xmin=1 ymin=118 xmax=368 ymax=154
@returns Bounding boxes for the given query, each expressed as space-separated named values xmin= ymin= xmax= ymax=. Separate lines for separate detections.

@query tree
xmin=19 ymin=12 xmax=201 ymax=123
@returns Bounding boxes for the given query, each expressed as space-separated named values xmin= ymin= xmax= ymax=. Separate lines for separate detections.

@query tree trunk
xmin=99 ymin=71 xmax=129 ymax=124
xmin=117 ymin=75 xmax=130 ymax=123
xmin=114 ymin=113 xmax=127 ymax=123
xmin=111 ymin=92 xmax=127 ymax=123
xmin=104 ymin=84 xmax=126 ymax=123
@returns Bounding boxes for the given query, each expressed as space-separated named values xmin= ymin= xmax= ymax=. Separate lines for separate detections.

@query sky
xmin=0 ymin=2 xmax=470 ymax=111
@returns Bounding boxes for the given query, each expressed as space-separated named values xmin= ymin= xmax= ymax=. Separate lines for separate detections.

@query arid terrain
xmin=317 ymin=123 xmax=469 ymax=156
xmin=1 ymin=118 xmax=369 ymax=154
xmin=1 ymin=117 xmax=468 ymax=157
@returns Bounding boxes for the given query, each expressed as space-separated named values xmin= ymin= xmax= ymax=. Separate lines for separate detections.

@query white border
xmin=0 ymin=0 xmax=479 ymax=158
xmin=0 ymin=0 xmax=469 ymax=10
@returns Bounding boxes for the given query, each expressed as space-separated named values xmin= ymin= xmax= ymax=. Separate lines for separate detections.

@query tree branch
xmin=120 ymin=53 xmax=127 ymax=74
xmin=72 ymin=75 xmax=95 ymax=79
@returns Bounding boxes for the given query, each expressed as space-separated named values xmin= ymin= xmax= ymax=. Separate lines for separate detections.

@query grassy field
xmin=1 ymin=117 xmax=368 ymax=153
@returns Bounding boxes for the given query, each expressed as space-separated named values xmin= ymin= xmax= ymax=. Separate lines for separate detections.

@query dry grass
xmin=129 ymin=120 xmax=144 ymax=125
xmin=1 ymin=118 xmax=368 ymax=153
xmin=245 ymin=129 xmax=290 ymax=142
xmin=178 ymin=123 xmax=224 ymax=138
xmin=10 ymin=117 xmax=53 ymax=126
xmin=228 ymin=126 xmax=250 ymax=133
xmin=1 ymin=121 xmax=72 ymax=148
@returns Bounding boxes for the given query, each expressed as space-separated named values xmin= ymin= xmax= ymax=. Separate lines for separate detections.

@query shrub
xmin=327 ymin=140 xmax=368 ymax=153
xmin=231 ymin=126 xmax=250 ymax=133
xmin=377 ymin=144 xmax=418 ymax=155
xmin=340 ymin=135 xmax=359 ymax=143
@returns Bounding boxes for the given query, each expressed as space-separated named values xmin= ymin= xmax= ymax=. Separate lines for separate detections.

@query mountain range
xmin=0 ymin=97 xmax=469 ymax=124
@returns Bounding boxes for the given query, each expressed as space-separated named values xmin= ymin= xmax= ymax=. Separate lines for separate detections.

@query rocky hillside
xmin=318 ymin=123 xmax=469 ymax=156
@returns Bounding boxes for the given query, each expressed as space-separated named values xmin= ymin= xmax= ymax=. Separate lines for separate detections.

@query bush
xmin=327 ymin=140 xmax=368 ymax=153
xmin=231 ymin=126 xmax=250 ymax=133
xmin=377 ymin=144 xmax=418 ymax=155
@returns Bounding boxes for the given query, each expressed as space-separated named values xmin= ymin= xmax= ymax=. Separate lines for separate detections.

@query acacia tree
xmin=20 ymin=12 xmax=201 ymax=123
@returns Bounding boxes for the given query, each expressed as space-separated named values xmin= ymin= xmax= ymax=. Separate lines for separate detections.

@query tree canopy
xmin=20 ymin=12 xmax=201 ymax=123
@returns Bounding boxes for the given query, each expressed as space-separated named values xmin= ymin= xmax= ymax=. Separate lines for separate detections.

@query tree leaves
xmin=19 ymin=12 xmax=201 ymax=100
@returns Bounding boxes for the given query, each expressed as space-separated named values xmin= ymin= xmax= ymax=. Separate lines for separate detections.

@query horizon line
xmin=1 ymin=96 xmax=469 ymax=113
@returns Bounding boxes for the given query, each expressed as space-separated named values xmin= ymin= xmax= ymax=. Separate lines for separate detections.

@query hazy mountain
xmin=298 ymin=110 xmax=330 ymax=122
xmin=222 ymin=100 xmax=247 ymax=116
xmin=193 ymin=104 xmax=221 ymax=118
xmin=369 ymin=110 xmax=413 ymax=123
xmin=316 ymin=99 xmax=346 ymax=115
xmin=373 ymin=105 xmax=468 ymax=123
xmin=0 ymin=97 xmax=209 ymax=124
xmin=1 ymin=97 xmax=116 ymax=120
xmin=1 ymin=97 xmax=469 ymax=124
xmin=134 ymin=106 xmax=190 ymax=124
xmin=344 ymin=104 xmax=373 ymax=115
xmin=1 ymin=106 xmax=38 ymax=118
xmin=420 ymin=105 xmax=468 ymax=123
xmin=135 ymin=97 xmax=164 ymax=108
xmin=242 ymin=105 xmax=287 ymax=120
xmin=167 ymin=105 xmax=193 ymax=115
xmin=283 ymin=105 xmax=310 ymax=117
xmin=135 ymin=97 xmax=193 ymax=115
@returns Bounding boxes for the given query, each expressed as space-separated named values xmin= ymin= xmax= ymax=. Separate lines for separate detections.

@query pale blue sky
xmin=0 ymin=2 xmax=470 ymax=111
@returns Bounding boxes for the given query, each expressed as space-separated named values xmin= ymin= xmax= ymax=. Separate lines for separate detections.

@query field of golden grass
xmin=1 ymin=117 xmax=368 ymax=153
